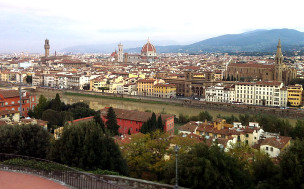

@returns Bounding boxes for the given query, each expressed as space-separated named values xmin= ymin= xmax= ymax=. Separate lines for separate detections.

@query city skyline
xmin=1 ymin=0 xmax=304 ymax=53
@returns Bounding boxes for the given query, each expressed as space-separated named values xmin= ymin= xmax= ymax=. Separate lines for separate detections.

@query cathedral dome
xmin=141 ymin=40 xmax=156 ymax=54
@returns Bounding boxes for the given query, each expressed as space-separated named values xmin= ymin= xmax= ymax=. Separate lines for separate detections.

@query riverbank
xmin=32 ymin=88 xmax=302 ymax=125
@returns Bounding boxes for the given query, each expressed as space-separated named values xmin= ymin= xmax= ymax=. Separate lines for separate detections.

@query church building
xmin=225 ymin=40 xmax=296 ymax=85
xmin=111 ymin=39 xmax=158 ymax=63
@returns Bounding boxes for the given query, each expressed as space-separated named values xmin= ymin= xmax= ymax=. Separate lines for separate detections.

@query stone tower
xmin=118 ymin=43 xmax=123 ymax=63
xmin=44 ymin=39 xmax=50 ymax=57
xmin=274 ymin=39 xmax=283 ymax=82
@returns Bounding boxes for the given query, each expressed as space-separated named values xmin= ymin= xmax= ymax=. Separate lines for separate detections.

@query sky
xmin=1 ymin=0 xmax=304 ymax=53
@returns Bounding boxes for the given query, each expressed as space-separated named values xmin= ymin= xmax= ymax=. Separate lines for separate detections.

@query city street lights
xmin=175 ymin=145 xmax=180 ymax=189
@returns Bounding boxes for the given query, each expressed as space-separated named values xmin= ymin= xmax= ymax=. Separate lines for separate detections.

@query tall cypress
xmin=106 ymin=107 xmax=120 ymax=136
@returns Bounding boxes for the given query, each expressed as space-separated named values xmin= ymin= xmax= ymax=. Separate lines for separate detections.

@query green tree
xmin=0 ymin=124 xmax=51 ymax=158
xmin=157 ymin=115 xmax=163 ymax=131
xmin=93 ymin=110 xmax=105 ymax=131
xmin=50 ymin=93 xmax=62 ymax=111
xmin=292 ymin=120 xmax=304 ymax=139
xmin=106 ymin=107 xmax=120 ymax=135
xmin=165 ymin=143 xmax=251 ymax=189
xmin=26 ymin=75 xmax=32 ymax=84
xmin=48 ymin=122 xmax=128 ymax=175
xmin=140 ymin=112 xmax=159 ymax=134
xmin=198 ymin=111 xmax=213 ymax=121
xmin=33 ymin=95 xmax=49 ymax=119
xmin=121 ymin=130 xmax=170 ymax=180
xmin=279 ymin=139 xmax=304 ymax=188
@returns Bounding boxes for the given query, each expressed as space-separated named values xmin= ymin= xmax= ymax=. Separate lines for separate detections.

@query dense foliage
xmin=47 ymin=121 xmax=128 ymax=175
xmin=0 ymin=124 xmax=51 ymax=158
xmin=29 ymin=94 xmax=98 ymax=130
xmin=140 ymin=112 xmax=163 ymax=134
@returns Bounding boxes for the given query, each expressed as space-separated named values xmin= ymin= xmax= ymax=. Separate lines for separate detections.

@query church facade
xmin=111 ymin=39 xmax=158 ymax=63
xmin=225 ymin=40 xmax=296 ymax=85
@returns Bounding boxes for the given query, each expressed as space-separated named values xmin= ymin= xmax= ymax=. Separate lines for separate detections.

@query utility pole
xmin=19 ymin=73 xmax=22 ymax=118
xmin=175 ymin=145 xmax=180 ymax=189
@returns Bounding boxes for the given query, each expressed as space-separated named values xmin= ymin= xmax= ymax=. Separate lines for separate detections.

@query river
xmin=35 ymin=91 xmax=299 ymax=125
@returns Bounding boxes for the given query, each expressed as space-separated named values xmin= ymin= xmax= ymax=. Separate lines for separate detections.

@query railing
xmin=0 ymin=153 xmax=124 ymax=189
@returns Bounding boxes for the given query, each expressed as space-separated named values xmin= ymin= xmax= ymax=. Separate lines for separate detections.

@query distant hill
xmin=60 ymin=40 xmax=180 ymax=54
xmin=61 ymin=29 xmax=304 ymax=54
xmin=178 ymin=29 xmax=304 ymax=53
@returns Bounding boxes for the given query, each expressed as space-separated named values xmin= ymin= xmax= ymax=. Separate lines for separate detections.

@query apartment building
xmin=287 ymin=84 xmax=303 ymax=106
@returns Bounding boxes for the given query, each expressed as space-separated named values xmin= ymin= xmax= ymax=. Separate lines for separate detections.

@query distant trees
xmin=0 ymin=124 xmax=51 ymax=158
xmin=31 ymin=94 xmax=97 ymax=130
xmin=48 ymin=121 xmax=128 ymax=175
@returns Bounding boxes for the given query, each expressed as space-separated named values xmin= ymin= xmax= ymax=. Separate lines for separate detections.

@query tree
xmin=157 ymin=115 xmax=163 ymax=131
xmin=106 ymin=107 xmax=120 ymax=136
xmin=0 ymin=124 xmax=51 ymax=158
xmin=26 ymin=75 xmax=32 ymax=84
xmin=140 ymin=112 xmax=159 ymax=134
xmin=94 ymin=110 xmax=105 ymax=131
xmin=198 ymin=111 xmax=213 ymax=121
xmin=164 ymin=143 xmax=251 ymax=188
xmin=292 ymin=120 xmax=304 ymax=139
xmin=48 ymin=122 xmax=128 ymax=175
xmin=50 ymin=93 xmax=62 ymax=111
xmin=121 ymin=130 xmax=170 ymax=180
xmin=82 ymin=84 xmax=90 ymax=90
xmin=279 ymin=139 xmax=304 ymax=188
xmin=33 ymin=95 xmax=49 ymax=119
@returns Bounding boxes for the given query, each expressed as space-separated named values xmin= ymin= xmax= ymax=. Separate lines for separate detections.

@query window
xmin=266 ymin=147 xmax=269 ymax=151
xmin=270 ymin=147 xmax=273 ymax=152
xmin=12 ymin=101 xmax=14 ymax=104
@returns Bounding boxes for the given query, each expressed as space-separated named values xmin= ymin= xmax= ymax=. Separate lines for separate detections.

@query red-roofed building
xmin=100 ymin=107 xmax=174 ymax=135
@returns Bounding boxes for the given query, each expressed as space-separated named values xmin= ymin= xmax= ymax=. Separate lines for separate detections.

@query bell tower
xmin=274 ymin=39 xmax=283 ymax=82
xmin=118 ymin=43 xmax=123 ymax=63
xmin=44 ymin=39 xmax=50 ymax=57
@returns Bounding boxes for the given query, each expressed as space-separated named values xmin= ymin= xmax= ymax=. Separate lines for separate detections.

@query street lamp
xmin=175 ymin=145 xmax=180 ymax=189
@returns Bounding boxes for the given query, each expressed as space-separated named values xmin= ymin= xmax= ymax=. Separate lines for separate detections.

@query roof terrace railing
xmin=0 ymin=153 xmax=124 ymax=189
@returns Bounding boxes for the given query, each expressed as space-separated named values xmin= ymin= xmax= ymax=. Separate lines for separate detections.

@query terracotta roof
xmin=100 ymin=108 xmax=173 ymax=123
xmin=141 ymin=41 xmax=156 ymax=53
xmin=229 ymin=63 xmax=274 ymax=69
xmin=178 ymin=121 xmax=199 ymax=132
xmin=260 ymin=136 xmax=291 ymax=149
xmin=0 ymin=90 xmax=20 ymax=98
xmin=0 ymin=110 xmax=19 ymax=116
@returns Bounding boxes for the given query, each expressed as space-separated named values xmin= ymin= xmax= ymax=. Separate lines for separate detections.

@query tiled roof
xmin=0 ymin=90 xmax=20 ymax=98
xmin=0 ymin=110 xmax=19 ymax=116
xmin=260 ymin=136 xmax=291 ymax=149
xmin=229 ymin=63 xmax=274 ymax=69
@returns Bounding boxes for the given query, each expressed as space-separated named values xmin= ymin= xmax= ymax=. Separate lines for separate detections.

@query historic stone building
xmin=165 ymin=70 xmax=218 ymax=98
xmin=111 ymin=39 xmax=158 ymax=63
xmin=225 ymin=40 xmax=296 ymax=85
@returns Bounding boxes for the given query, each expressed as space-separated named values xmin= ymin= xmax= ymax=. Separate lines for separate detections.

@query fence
xmin=0 ymin=153 xmax=124 ymax=189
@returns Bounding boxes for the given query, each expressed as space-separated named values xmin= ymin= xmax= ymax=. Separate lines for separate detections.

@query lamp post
xmin=175 ymin=145 xmax=180 ymax=189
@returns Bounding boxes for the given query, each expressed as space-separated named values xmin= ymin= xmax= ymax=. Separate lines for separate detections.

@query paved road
xmin=0 ymin=171 xmax=69 ymax=189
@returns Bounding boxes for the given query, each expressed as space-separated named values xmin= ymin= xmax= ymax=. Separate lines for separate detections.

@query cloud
xmin=0 ymin=0 xmax=304 ymax=52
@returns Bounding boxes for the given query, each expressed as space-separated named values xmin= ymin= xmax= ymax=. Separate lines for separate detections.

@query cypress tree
xmin=106 ymin=107 xmax=120 ymax=136
xmin=157 ymin=115 xmax=163 ymax=131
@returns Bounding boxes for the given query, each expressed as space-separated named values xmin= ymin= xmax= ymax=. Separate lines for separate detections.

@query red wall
xmin=0 ymin=95 xmax=37 ymax=117
xmin=102 ymin=115 xmax=174 ymax=135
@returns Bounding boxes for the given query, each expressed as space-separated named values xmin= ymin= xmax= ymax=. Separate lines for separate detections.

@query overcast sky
xmin=1 ymin=0 xmax=304 ymax=53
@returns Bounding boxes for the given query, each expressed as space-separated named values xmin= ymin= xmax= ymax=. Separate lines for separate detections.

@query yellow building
xmin=90 ymin=77 xmax=108 ymax=92
xmin=153 ymin=83 xmax=176 ymax=98
xmin=137 ymin=79 xmax=156 ymax=96
xmin=287 ymin=84 xmax=303 ymax=106
xmin=128 ymin=73 xmax=145 ymax=79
